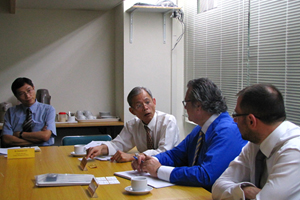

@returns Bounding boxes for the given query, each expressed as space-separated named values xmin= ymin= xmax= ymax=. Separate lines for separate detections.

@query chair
xmin=61 ymin=134 xmax=112 ymax=146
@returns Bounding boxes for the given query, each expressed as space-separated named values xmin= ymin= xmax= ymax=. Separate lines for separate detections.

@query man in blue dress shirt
xmin=132 ymin=78 xmax=247 ymax=191
xmin=1 ymin=77 xmax=56 ymax=147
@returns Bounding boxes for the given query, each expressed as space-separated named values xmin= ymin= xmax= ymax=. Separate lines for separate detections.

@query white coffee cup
xmin=76 ymin=110 xmax=83 ymax=117
xmin=131 ymin=177 xmax=147 ymax=191
xmin=74 ymin=145 xmax=86 ymax=155
xmin=68 ymin=116 xmax=76 ymax=122
xmin=77 ymin=115 xmax=86 ymax=120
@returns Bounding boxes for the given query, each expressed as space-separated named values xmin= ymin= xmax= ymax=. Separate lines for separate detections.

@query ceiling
xmin=15 ymin=0 xmax=123 ymax=11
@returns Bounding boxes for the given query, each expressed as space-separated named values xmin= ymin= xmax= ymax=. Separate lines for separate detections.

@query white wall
xmin=123 ymin=0 xmax=172 ymax=122
xmin=0 ymin=7 xmax=117 ymax=118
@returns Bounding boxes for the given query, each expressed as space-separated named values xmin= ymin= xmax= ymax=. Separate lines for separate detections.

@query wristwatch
xmin=19 ymin=131 xmax=23 ymax=139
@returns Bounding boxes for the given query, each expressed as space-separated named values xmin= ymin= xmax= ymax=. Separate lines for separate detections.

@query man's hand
xmin=111 ymin=150 xmax=135 ymax=163
xmin=86 ymin=145 xmax=107 ymax=159
xmin=13 ymin=131 xmax=21 ymax=138
xmin=141 ymin=155 xmax=161 ymax=178
xmin=242 ymin=185 xmax=261 ymax=200
xmin=131 ymin=153 xmax=146 ymax=172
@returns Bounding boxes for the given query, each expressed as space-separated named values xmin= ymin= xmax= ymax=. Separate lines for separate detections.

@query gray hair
xmin=187 ymin=78 xmax=227 ymax=114
xmin=127 ymin=87 xmax=153 ymax=107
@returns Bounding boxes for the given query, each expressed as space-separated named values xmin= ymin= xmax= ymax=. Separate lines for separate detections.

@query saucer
xmin=125 ymin=186 xmax=153 ymax=195
xmin=71 ymin=151 xmax=86 ymax=157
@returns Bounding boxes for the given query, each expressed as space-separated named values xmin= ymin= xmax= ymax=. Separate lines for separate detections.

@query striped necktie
xmin=192 ymin=130 xmax=204 ymax=166
xmin=144 ymin=125 xmax=154 ymax=149
xmin=23 ymin=108 xmax=33 ymax=132
xmin=255 ymin=149 xmax=267 ymax=188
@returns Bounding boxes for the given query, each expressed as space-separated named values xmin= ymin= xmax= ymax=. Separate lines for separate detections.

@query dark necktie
xmin=144 ymin=125 xmax=154 ymax=149
xmin=192 ymin=130 xmax=204 ymax=166
xmin=255 ymin=149 xmax=266 ymax=188
xmin=23 ymin=108 xmax=33 ymax=132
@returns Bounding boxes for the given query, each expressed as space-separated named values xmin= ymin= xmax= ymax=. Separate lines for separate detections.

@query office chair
xmin=61 ymin=134 xmax=112 ymax=146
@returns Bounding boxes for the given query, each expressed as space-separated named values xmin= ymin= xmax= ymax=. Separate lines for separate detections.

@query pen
xmin=133 ymin=156 xmax=144 ymax=163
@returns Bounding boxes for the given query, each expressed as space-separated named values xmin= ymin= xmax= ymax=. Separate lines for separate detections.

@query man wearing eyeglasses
xmin=1 ymin=77 xmax=56 ymax=147
xmin=212 ymin=83 xmax=300 ymax=200
xmin=132 ymin=78 xmax=247 ymax=191
xmin=86 ymin=87 xmax=180 ymax=162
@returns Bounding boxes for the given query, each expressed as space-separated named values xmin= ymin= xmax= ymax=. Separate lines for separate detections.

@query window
xmin=185 ymin=0 xmax=300 ymax=125
xmin=198 ymin=0 xmax=219 ymax=13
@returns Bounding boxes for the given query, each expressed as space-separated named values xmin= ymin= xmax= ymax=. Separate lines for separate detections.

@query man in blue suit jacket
xmin=132 ymin=78 xmax=247 ymax=191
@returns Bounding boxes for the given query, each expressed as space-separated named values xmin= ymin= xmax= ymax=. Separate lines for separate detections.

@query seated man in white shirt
xmin=212 ymin=83 xmax=300 ymax=200
xmin=86 ymin=86 xmax=180 ymax=163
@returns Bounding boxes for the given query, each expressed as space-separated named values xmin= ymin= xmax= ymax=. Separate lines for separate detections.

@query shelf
xmin=127 ymin=5 xmax=181 ymax=13
xmin=126 ymin=5 xmax=181 ymax=44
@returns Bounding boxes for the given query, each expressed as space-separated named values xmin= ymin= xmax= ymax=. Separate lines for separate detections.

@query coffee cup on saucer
xmin=131 ymin=177 xmax=147 ymax=191
xmin=74 ymin=145 xmax=86 ymax=155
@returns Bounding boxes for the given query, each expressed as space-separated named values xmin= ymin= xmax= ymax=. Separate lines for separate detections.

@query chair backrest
xmin=61 ymin=135 xmax=112 ymax=146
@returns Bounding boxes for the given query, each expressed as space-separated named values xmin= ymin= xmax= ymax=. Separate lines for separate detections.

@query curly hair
xmin=187 ymin=78 xmax=227 ymax=114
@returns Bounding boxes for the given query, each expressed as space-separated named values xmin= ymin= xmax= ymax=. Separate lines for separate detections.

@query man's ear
xmin=152 ymin=98 xmax=156 ymax=106
xmin=247 ymin=114 xmax=257 ymax=128
xmin=129 ymin=107 xmax=135 ymax=116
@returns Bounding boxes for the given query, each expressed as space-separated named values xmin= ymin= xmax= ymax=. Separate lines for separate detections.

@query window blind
xmin=184 ymin=0 xmax=248 ymax=115
xmin=184 ymin=0 xmax=300 ymax=125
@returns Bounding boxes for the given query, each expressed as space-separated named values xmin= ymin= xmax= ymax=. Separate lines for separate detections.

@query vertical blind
xmin=184 ymin=0 xmax=300 ymax=125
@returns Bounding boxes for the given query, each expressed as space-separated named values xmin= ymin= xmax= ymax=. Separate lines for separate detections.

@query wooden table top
xmin=0 ymin=146 xmax=212 ymax=200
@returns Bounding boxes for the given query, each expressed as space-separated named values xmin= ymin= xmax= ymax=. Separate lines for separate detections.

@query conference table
xmin=0 ymin=146 xmax=213 ymax=200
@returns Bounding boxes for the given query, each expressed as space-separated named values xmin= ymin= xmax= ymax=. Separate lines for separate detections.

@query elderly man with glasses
xmin=86 ymin=86 xmax=180 ymax=163
xmin=212 ymin=83 xmax=300 ymax=200
xmin=132 ymin=78 xmax=247 ymax=191
xmin=1 ymin=77 xmax=56 ymax=147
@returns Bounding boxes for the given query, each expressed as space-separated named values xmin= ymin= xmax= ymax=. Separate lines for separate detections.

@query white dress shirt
xmin=212 ymin=121 xmax=300 ymax=200
xmin=103 ymin=110 xmax=179 ymax=156
xmin=157 ymin=114 xmax=219 ymax=182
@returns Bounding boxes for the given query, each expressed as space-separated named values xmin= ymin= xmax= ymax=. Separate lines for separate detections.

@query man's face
xmin=234 ymin=96 xmax=258 ymax=143
xmin=184 ymin=88 xmax=196 ymax=122
xmin=129 ymin=90 xmax=156 ymax=125
xmin=16 ymin=83 xmax=36 ymax=107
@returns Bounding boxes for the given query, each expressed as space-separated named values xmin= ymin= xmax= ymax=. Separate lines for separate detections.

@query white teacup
xmin=77 ymin=115 xmax=86 ymax=120
xmin=131 ymin=177 xmax=147 ymax=191
xmin=76 ymin=110 xmax=83 ymax=117
xmin=87 ymin=115 xmax=96 ymax=120
xmin=68 ymin=116 xmax=76 ymax=122
xmin=74 ymin=145 xmax=86 ymax=155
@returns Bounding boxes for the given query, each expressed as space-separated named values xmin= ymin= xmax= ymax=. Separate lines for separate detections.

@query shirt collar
xmin=260 ymin=121 xmax=285 ymax=158
xmin=21 ymin=100 xmax=38 ymax=113
xmin=201 ymin=114 xmax=219 ymax=134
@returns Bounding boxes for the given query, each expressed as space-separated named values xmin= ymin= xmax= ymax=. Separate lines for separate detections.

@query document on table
xmin=85 ymin=141 xmax=107 ymax=149
xmin=114 ymin=170 xmax=174 ymax=188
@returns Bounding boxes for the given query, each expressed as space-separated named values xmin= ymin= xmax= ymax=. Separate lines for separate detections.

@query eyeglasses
xmin=231 ymin=112 xmax=249 ymax=118
xmin=133 ymin=100 xmax=152 ymax=110
xmin=182 ymin=100 xmax=192 ymax=107
xmin=17 ymin=88 xmax=34 ymax=97
xmin=232 ymin=111 xmax=262 ymax=120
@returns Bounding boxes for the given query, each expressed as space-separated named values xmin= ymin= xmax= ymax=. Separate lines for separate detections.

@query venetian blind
xmin=184 ymin=0 xmax=248 ymax=115
xmin=248 ymin=0 xmax=300 ymax=125
xmin=185 ymin=0 xmax=300 ymax=125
